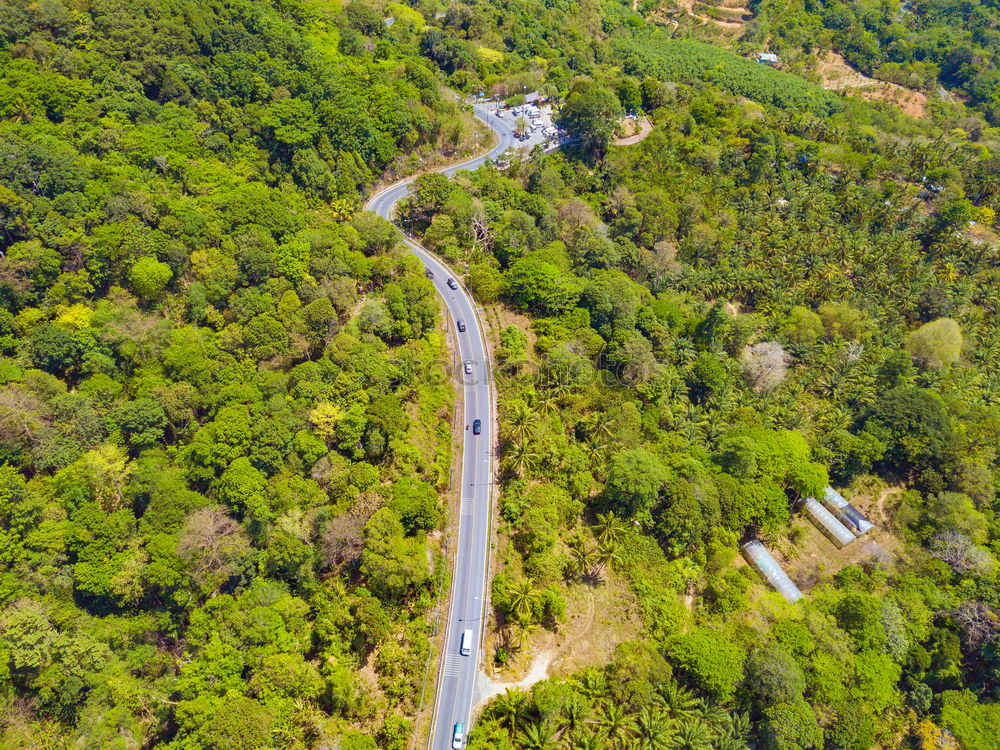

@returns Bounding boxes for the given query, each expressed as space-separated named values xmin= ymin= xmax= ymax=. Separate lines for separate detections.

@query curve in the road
xmin=364 ymin=102 xmax=517 ymax=750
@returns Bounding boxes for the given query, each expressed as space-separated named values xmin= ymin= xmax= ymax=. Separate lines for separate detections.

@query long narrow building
xmin=742 ymin=540 xmax=803 ymax=603
xmin=821 ymin=486 xmax=874 ymax=535
xmin=802 ymin=496 xmax=857 ymax=548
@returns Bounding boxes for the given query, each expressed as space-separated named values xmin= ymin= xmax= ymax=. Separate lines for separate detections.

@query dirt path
xmin=475 ymin=650 xmax=555 ymax=709
xmin=876 ymin=487 xmax=902 ymax=525
xmin=612 ymin=116 xmax=653 ymax=146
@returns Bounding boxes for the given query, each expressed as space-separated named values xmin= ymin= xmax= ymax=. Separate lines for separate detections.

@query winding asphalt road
xmin=365 ymin=103 xmax=518 ymax=750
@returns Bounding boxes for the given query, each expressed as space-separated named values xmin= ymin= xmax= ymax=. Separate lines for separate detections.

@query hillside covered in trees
xmin=400 ymin=1 xmax=1000 ymax=749
xmin=1 ymin=0 xmax=1000 ymax=749
xmin=0 ymin=0 xmax=474 ymax=747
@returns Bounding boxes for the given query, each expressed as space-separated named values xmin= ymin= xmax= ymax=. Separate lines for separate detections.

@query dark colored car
xmin=457 ymin=319 xmax=467 ymax=332
xmin=447 ymin=278 xmax=459 ymax=290
xmin=472 ymin=419 xmax=482 ymax=435
xmin=425 ymin=269 xmax=434 ymax=279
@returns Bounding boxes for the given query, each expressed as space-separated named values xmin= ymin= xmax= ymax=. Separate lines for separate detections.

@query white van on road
xmin=460 ymin=629 xmax=473 ymax=656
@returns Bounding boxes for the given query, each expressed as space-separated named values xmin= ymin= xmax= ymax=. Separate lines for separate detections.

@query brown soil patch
xmin=549 ymin=577 xmax=642 ymax=676
xmin=778 ymin=483 xmax=902 ymax=590
xmin=651 ymin=0 xmax=750 ymax=36
xmin=486 ymin=573 xmax=643 ymax=683
xmin=817 ymin=51 xmax=928 ymax=119
xmin=613 ymin=116 xmax=653 ymax=146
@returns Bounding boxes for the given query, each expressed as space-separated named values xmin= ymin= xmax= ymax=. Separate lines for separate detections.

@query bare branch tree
xmin=932 ymin=529 xmax=995 ymax=575
xmin=740 ymin=341 xmax=789 ymax=392
xmin=177 ymin=507 xmax=251 ymax=597
xmin=945 ymin=600 xmax=1000 ymax=650
xmin=320 ymin=513 xmax=365 ymax=572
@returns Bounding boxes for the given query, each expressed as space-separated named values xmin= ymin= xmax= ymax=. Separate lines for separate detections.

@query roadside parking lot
xmin=491 ymin=102 xmax=561 ymax=149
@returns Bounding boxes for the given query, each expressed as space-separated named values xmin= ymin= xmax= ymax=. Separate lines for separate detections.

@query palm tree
xmin=584 ymin=441 xmax=606 ymax=471
xmin=566 ymin=730 xmax=603 ymax=750
xmin=695 ymin=701 xmax=727 ymax=726
xmin=560 ymin=695 xmax=590 ymax=734
xmin=512 ymin=620 xmax=539 ymax=650
xmin=506 ymin=441 xmax=540 ymax=478
xmin=594 ymin=540 xmax=622 ymax=580
xmin=669 ymin=719 xmax=713 ymax=750
xmin=536 ymin=390 xmax=560 ymax=417
xmin=633 ymin=706 xmax=674 ymax=750
xmin=715 ymin=712 xmax=751 ymax=750
xmin=492 ymin=688 xmax=529 ymax=734
xmin=568 ymin=535 xmax=596 ymax=581
xmin=593 ymin=511 xmax=627 ymax=548
xmin=521 ymin=720 xmax=557 ymax=750
xmin=576 ymin=668 xmax=606 ymax=698
xmin=655 ymin=682 xmax=699 ymax=720
xmin=595 ymin=702 xmax=634 ymax=748
xmin=508 ymin=400 xmax=536 ymax=444
xmin=506 ymin=578 xmax=541 ymax=623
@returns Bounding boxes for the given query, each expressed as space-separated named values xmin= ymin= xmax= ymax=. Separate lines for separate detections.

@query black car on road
xmin=472 ymin=419 xmax=482 ymax=435
xmin=457 ymin=319 xmax=467 ymax=332
xmin=447 ymin=278 xmax=458 ymax=290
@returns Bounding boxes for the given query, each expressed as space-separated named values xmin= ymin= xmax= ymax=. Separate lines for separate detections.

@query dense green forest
xmin=0 ymin=0 xmax=474 ymax=747
xmin=2 ymin=0 xmax=1000 ymax=749
xmin=745 ymin=0 xmax=1000 ymax=122
xmin=398 ymin=1 xmax=1000 ymax=748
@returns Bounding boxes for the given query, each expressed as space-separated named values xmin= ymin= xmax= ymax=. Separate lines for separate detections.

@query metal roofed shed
xmin=822 ymin=486 xmax=875 ymax=535
xmin=802 ymin=497 xmax=856 ymax=548
xmin=742 ymin=541 xmax=802 ymax=603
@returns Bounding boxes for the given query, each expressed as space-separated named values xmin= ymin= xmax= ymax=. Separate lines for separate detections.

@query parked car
xmin=457 ymin=319 xmax=467 ymax=332
xmin=447 ymin=278 xmax=458 ymax=290
xmin=425 ymin=269 xmax=434 ymax=279
xmin=472 ymin=419 xmax=482 ymax=435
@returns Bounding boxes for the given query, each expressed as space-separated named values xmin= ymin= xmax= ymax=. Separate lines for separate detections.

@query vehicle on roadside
xmin=425 ymin=269 xmax=434 ymax=279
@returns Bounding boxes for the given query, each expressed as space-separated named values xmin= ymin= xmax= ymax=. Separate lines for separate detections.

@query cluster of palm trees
xmin=500 ymin=394 xmax=615 ymax=482
xmin=481 ymin=674 xmax=750 ymax=750
xmin=566 ymin=511 xmax=627 ymax=584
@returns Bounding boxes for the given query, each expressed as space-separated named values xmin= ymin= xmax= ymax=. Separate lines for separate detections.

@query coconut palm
xmin=512 ymin=620 xmax=539 ymax=650
xmin=506 ymin=578 xmax=541 ymax=623
xmin=593 ymin=511 xmax=627 ymax=548
xmin=568 ymin=535 xmax=596 ymax=581
xmin=594 ymin=540 xmax=622 ymax=579
xmin=584 ymin=441 xmax=607 ymax=471
xmin=506 ymin=441 xmax=540 ymax=478
xmin=508 ymin=400 xmax=536 ymax=444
